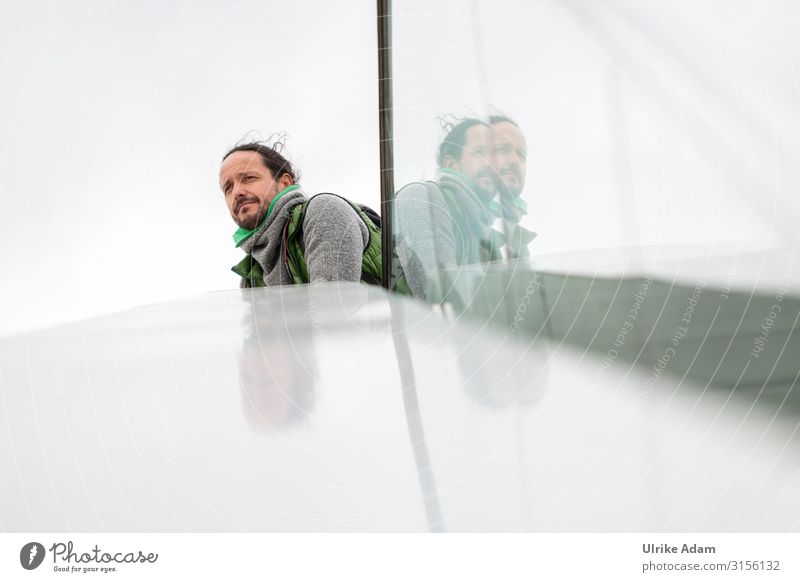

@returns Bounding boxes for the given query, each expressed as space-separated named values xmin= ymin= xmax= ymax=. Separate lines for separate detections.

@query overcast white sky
xmin=0 ymin=0 xmax=383 ymax=335
xmin=2 ymin=0 xmax=799 ymax=336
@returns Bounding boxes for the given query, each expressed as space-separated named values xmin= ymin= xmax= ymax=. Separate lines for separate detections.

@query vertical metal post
xmin=377 ymin=0 xmax=394 ymax=289
xmin=391 ymin=301 xmax=446 ymax=532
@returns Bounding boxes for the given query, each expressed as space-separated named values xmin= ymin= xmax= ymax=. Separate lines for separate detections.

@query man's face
xmin=446 ymin=124 xmax=495 ymax=201
xmin=490 ymin=121 xmax=527 ymax=197
xmin=220 ymin=151 xmax=288 ymax=230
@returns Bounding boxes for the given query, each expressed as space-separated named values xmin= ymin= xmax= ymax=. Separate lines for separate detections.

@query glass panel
xmin=389 ymin=0 xmax=799 ymax=297
xmin=388 ymin=0 xmax=800 ymax=326
xmin=384 ymin=0 xmax=800 ymax=529
xmin=387 ymin=0 xmax=800 ymax=514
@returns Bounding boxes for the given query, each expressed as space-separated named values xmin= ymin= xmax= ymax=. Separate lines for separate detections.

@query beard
xmin=496 ymin=180 xmax=524 ymax=223
xmin=498 ymin=170 xmax=523 ymax=198
xmin=233 ymin=184 xmax=280 ymax=230
xmin=236 ymin=202 xmax=269 ymax=230
xmin=472 ymin=172 xmax=497 ymax=203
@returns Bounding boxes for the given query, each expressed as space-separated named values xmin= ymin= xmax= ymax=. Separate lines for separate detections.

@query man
xmin=393 ymin=118 xmax=503 ymax=300
xmin=221 ymin=141 xmax=381 ymax=287
xmin=489 ymin=115 xmax=536 ymax=258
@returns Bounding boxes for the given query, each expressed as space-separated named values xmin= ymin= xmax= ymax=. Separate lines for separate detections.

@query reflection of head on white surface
xmin=238 ymin=311 xmax=317 ymax=431
xmin=456 ymin=325 xmax=549 ymax=408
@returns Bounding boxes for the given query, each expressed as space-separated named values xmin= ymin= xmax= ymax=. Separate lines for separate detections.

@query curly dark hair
xmin=223 ymin=138 xmax=301 ymax=183
xmin=436 ymin=117 xmax=488 ymax=167
xmin=488 ymin=114 xmax=519 ymax=127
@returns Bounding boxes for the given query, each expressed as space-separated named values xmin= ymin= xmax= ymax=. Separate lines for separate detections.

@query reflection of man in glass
xmin=394 ymin=118 xmax=502 ymax=300
xmin=490 ymin=115 xmax=536 ymax=259
xmin=238 ymin=314 xmax=317 ymax=431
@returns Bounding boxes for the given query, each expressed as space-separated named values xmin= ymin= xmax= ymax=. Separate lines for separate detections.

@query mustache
xmin=234 ymin=197 xmax=262 ymax=213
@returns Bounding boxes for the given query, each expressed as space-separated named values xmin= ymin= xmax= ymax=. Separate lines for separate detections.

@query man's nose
xmin=233 ymin=183 xmax=249 ymax=199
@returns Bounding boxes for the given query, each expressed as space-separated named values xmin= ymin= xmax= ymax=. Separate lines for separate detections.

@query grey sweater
xmin=239 ymin=187 xmax=369 ymax=287
xmin=394 ymin=171 xmax=497 ymax=298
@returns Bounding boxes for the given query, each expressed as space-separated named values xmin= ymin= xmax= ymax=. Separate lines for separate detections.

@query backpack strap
xmin=284 ymin=201 xmax=310 ymax=284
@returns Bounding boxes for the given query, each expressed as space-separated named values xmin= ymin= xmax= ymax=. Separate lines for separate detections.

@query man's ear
xmin=278 ymin=173 xmax=294 ymax=190
xmin=442 ymin=154 xmax=460 ymax=171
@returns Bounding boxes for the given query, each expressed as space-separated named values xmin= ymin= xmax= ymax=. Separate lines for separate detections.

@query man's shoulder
xmin=300 ymin=193 xmax=363 ymax=227
xmin=396 ymin=180 xmax=445 ymax=204
xmin=300 ymin=193 xmax=368 ymax=244
xmin=297 ymin=192 xmax=370 ymax=254
xmin=303 ymin=192 xmax=356 ymax=213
